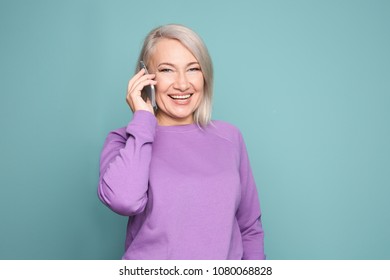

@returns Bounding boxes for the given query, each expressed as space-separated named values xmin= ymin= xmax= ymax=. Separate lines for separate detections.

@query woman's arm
xmin=98 ymin=110 xmax=157 ymax=216
xmin=236 ymin=132 xmax=266 ymax=260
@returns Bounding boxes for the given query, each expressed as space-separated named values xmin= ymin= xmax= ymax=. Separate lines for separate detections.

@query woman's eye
xmin=158 ymin=68 xmax=173 ymax=73
xmin=189 ymin=67 xmax=201 ymax=72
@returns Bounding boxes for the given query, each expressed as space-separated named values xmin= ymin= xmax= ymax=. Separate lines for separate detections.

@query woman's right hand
xmin=126 ymin=68 xmax=157 ymax=114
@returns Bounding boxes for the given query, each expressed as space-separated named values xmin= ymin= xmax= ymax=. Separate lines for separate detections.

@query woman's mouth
xmin=168 ymin=94 xmax=193 ymax=100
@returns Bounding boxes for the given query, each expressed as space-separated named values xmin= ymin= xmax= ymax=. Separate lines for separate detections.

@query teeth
xmin=170 ymin=94 xmax=191 ymax=99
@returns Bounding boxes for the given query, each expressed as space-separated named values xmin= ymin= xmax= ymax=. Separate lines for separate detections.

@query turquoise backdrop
xmin=1 ymin=0 xmax=389 ymax=259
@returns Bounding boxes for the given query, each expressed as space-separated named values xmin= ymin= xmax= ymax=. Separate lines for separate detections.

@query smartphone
xmin=139 ymin=61 xmax=157 ymax=110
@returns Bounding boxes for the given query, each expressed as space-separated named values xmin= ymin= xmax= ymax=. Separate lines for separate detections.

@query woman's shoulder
xmin=205 ymin=120 xmax=243 ymax=144
xmin=210 ymin=119 xmax=240 ymax=132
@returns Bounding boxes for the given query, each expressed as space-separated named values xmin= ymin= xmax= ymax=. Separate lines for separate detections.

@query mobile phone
xmin=139 ymin=61 xmax=157 ymax=110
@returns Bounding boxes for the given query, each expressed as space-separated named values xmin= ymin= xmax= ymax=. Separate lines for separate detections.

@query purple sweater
xmin=98 ymin=110 xmax=265 ymax=259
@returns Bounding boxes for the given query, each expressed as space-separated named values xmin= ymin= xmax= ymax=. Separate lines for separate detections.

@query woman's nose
xmin=173 ymin=72 xmax=190 ymax=91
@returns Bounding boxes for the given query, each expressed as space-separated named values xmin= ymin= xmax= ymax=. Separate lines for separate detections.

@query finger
xmin=127 ymin=77 xmax=156 ymax=99
xmin=126 ymin=79 xmax=157 ymax=111
xmin=127 ymin=68 xmax=146 ymax=92
xmin=127 ymin=71 xmax=156 ymax=93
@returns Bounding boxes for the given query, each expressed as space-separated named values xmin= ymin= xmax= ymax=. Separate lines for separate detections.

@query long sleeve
xmin=236 ymin=132 xmax=265 ymax=260
xmin=98 ymin=110 xmax=157 ymax=216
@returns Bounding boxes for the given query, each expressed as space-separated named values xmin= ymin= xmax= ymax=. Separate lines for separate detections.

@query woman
xmin=98 ymin=24 xmax=265 ymax=260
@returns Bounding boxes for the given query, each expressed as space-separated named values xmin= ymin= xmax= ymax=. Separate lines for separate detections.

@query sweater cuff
xmin=126 ymin=110 xmax=157 ymax=142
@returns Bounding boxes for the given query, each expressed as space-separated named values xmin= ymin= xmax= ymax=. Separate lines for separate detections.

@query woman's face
xmin=149 ymin=38 xmax=204 ymax=126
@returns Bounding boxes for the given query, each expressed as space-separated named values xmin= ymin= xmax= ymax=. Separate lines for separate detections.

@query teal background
xmin=0 ymin=0 xmax=389 ymax=259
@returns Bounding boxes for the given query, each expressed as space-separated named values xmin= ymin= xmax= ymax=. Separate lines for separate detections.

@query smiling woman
xmin=150 ymin=38 xmax=204 ymax=126
xmin=98 ymin=24 xmax=265 ymax=260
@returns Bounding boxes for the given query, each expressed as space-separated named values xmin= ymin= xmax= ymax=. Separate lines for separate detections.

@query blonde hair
xmin=136 ymin=24 xmax=214 ymax=126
